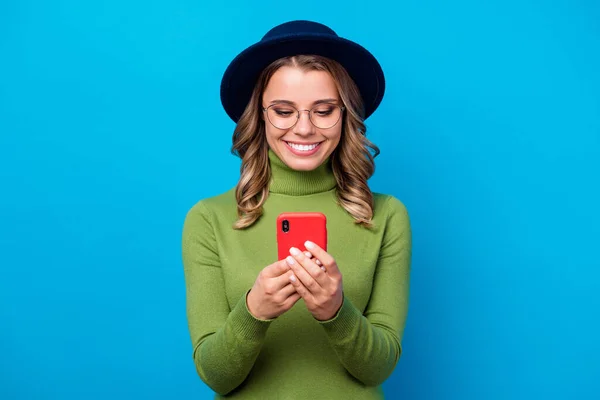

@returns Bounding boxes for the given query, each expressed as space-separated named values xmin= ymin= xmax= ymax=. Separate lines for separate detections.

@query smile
xmin=285 ymin=141 xmax=322 ymax=151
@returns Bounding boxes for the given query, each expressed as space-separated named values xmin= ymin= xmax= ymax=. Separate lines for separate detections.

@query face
xmin=262 ymin=66 xmax=343 ymax=171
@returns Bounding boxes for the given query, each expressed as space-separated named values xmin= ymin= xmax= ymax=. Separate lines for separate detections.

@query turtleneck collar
xmin=268 ymin=149 xmax=337 ymax=196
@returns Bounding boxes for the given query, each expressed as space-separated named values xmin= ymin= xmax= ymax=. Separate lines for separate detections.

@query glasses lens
xmin=267 ymin=106 xmax=297 ymax=129
xmin=265 ymin=104 xmax=343 ymax=129
xmin=310 ymin=105 xmax=342 ymax=129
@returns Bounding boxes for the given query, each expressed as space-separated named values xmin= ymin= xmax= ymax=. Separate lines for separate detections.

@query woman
xmin=182 ymin=20 xmax=412 ymax=399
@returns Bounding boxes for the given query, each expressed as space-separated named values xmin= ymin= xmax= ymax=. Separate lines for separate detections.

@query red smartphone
xmin=277 ymin=212 xmax=327 ymax=261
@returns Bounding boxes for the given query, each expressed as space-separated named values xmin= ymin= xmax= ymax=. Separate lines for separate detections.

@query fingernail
xmin=304 ymin=241 xmax=315 ymax=249
xmin=286 ymin=256 xmax=295 ymax=265
xmin=290 ymin=274 xmax=297 ymax=282
xmin=289 ymin=247 xmax=301 ymax=256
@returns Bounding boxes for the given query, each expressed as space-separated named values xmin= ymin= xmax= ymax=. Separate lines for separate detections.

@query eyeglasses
xmin=262 ymin=103 xmax=345 ymax=130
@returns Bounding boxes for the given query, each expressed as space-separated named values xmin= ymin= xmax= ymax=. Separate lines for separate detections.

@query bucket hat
xmin=220 ymin=20 xmax=385 ymax=123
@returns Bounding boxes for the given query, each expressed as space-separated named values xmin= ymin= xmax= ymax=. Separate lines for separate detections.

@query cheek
xmin=326 ymin=128 xmax=342 ymax=147
xmin=264 ymin=125 xmax=279 ymax=143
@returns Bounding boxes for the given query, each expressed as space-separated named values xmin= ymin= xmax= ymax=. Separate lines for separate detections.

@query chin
xmin=285 ymin=159 xmax=322 ymax=171
xmin=278 ymin=144 xmax=329 ymax=171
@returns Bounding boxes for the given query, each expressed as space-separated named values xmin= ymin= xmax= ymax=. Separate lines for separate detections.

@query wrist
xmin=315 ymin=293 xmax=344 ymax=321
xmin=246 ymin=289 xmax=267 ymax=320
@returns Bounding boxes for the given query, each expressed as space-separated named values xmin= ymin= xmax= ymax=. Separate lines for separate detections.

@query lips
xmin=285 ymin=141 xmax=320 ymax=151
xmin=283 ymin=140 xmax=323 ymax=156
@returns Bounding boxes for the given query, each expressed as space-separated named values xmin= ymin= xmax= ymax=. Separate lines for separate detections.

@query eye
xmin=273 ymin=108 xmax=295 ymax=117
xmin=313 ymin=106 xmax=335 ymax=116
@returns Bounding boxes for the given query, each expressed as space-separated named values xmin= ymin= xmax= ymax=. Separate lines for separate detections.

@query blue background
xmin=1 ymin=1 xmax=599 ymax=399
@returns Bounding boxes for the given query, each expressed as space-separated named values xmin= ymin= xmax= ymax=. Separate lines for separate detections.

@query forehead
xmin=263 ymin=66 xmax=339 ymax=105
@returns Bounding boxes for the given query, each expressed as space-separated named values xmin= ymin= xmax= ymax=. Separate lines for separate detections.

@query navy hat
xmin=220 ymin=20 xmax=385 ymax=123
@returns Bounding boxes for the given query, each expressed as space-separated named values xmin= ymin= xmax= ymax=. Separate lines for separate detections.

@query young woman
xmin=182 ymin=20 xmax=412 ymax=399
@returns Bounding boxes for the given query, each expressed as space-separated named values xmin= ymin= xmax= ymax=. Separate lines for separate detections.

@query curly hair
xmin=231 ymin=54 xmax=380 ymax=229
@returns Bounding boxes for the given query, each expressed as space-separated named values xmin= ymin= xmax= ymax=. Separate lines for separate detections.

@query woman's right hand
xmin=246 ymin=259 xmax=301 ymax=320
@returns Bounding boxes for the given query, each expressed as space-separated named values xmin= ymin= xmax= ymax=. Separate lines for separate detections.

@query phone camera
xmin=282 ymin=219 xmax=290 ymax=233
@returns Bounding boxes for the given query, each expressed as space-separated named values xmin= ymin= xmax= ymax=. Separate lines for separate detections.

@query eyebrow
xmin=268 ymin=98 xmax=340 ymax=106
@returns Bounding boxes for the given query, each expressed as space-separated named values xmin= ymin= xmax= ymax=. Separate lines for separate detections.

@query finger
xmin=287 ymin=248 xmax=326 ymax=290
xmin=304 ymin=241 xmax=339 ymax=275
xmin=286 ymin=255 xmax=317 ymax=291
xmin=288 ymin=272 xmax=314 ymax=302
xmin=265 ymin=259 xmax=291 ymax=278
xmin=279 ymin=282 xmax=297 ymax=298
xmin=304 ymin=251 xmax=313 ymax=258
xmin=284 ymin=292 xmax=302 ymax=308
xmin=291 ymin=247 xmax=327 ymax=285
xmin=273 ymin=270 xmax=296 ymax=290
xmin=314 ymin=259 xmax=326 ymax=272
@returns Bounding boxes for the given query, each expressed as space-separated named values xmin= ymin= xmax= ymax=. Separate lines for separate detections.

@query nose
xmin=292 ymin=110 xmax=315 ymax=136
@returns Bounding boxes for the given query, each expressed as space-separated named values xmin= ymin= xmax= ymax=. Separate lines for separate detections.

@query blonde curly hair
xmin=231 ymin=54 xmax=380 ymax=229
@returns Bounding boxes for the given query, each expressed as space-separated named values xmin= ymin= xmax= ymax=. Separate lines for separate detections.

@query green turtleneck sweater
xmin=182 ymin=150 xmax=411 ymax=399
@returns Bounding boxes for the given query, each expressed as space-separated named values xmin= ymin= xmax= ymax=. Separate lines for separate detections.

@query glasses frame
xmin=262 ymin=103 xmax=346 ymax=130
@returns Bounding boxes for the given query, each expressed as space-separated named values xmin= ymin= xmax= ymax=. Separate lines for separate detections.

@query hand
xmin=246 ymin=259 xmax=301 ymax=320
xmin=285 ymin=241 xmax=344 ymax=321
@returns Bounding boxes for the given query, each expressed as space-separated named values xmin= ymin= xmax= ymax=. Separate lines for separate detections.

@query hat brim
xmin=220 ymin=33 xmax=385 ymax=123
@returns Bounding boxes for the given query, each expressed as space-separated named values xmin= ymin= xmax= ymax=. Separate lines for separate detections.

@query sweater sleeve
xmin=181 ymin=202 xmax=274 ymax=395
xmin=317 ymin=196 xmax=412 ymax=386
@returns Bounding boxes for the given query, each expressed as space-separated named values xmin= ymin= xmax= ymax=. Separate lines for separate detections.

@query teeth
xmin=287 ymin=142 xmax=319 ymax=151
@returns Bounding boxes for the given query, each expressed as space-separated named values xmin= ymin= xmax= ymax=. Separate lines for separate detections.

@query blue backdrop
xmin=1 ymin=1 xmax=599 ymax=399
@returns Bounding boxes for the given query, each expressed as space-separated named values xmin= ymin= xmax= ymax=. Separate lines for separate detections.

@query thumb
xmin=266 ymin=259 xmax=290 ymax=277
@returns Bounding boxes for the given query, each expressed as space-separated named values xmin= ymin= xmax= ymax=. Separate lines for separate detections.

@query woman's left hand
xmin=285 ymin=241 xmax=344 ymax=321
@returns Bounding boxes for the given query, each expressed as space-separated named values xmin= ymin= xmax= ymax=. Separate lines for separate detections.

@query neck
xmin=268 ymin=149 xmax=337 ymax=196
